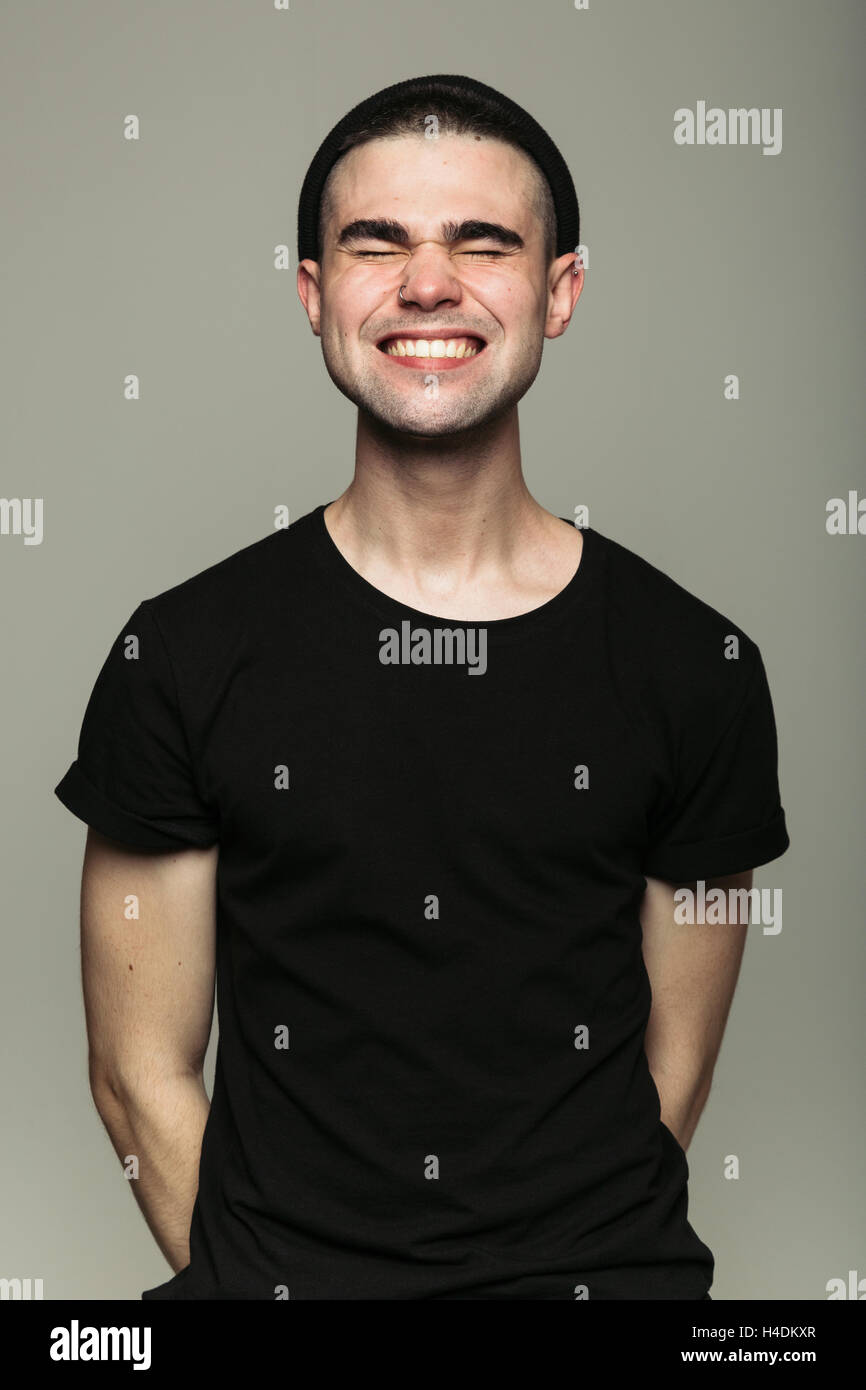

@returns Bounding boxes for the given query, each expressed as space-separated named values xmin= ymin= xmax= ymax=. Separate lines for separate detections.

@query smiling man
xmin=54 ymin=74 xmax=790 ymax=1300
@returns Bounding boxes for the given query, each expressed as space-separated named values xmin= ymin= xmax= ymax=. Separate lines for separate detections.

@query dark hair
xmin=297 ymin=75 xmax=579 ymax=269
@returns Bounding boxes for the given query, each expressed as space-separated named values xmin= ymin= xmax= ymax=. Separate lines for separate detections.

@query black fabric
xmin=54 ymin=504 xmax=789 ymax=1300
xmin=296 ymin=73 xmax=580 ymax=263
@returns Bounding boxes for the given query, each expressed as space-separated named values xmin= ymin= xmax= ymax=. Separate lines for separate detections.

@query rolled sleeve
xmin=54 ymin=600 xmax=219 ymax=850
xmin=642 ymin=646 xmax=790 ymax=881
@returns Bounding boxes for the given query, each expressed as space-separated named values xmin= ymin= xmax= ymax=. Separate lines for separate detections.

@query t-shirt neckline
xmin=309 ymin=501 xmax=597 ymax=640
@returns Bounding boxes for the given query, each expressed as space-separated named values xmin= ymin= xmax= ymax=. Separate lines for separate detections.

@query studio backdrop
xmin=1 ymin=0 xmax=863 ymax=1301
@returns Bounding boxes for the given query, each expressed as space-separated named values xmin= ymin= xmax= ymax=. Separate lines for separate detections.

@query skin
xmin=297 ymin=132 xmax=586 ymax=619
xmin=641 ymin=871 xmax=751 ymax=1149
xmin=84 ymin=831 xmax=217 ymax=1274
xmin=84 ymin=130 xmax=753 ymax=1275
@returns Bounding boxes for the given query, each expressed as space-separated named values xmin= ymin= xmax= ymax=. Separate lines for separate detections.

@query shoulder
xmin=137 ymin=507 xmax=321 ymax=645
xmin=588 ymin=526 xmax=766 ymax=726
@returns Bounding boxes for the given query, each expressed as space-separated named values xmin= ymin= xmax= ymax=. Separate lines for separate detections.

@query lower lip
xmin=377 ymin=345 xmax=487 ymax=371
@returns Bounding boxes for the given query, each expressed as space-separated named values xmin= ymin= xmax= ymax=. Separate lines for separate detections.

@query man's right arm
xmin=81 ymin=826 xmax=218 ymax=1275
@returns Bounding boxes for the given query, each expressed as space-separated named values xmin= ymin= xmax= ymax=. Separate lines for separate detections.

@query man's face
xmin=300 ymin=134 xmax=568 ymax=438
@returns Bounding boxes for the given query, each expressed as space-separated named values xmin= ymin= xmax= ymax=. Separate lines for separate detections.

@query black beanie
xmin=297 ymin=73 xmax=579 ymax=264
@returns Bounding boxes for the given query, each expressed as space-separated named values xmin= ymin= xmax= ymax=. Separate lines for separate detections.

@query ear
xmin=545 ymin=254 xmax=584 ymax=339
xmin=297 ymin=259 xmax=323 ymax=336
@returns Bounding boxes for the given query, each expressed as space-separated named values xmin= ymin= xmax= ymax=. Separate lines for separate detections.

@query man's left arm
xmin=640 ymin=870 xmax=752 ymax=1151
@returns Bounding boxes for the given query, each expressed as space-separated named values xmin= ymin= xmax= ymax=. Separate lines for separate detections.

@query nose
xmin=396 ymin=242 xmax=463 ymax=310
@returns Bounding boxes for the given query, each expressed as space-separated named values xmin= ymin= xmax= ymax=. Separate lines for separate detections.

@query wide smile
xmin=376 ymin=334 xmax=487 ymax=370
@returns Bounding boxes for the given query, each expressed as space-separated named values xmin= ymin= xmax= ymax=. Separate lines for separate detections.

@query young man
xmin=55 ymin=74 xmax=789 ymax=1300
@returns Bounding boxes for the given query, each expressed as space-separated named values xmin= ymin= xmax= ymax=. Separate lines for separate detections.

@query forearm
xmin=91 ymin=1072 xmax=210 ymax=1273
xmin=640 ymin=871 xmax=751 ymax=1153
xmin=646 ymin=1053 xmax=712 ymax=1152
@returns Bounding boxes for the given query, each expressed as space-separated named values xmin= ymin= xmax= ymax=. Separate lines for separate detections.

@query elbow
xmin=88 ymin=1055 xmax=205 ymax=1114
xmin=88 ymin=1063 xmax=128 ymax=1117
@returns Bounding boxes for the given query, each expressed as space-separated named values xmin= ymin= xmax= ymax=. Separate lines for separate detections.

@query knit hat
xmin=297 ymin=73 xmax=580 ymax=263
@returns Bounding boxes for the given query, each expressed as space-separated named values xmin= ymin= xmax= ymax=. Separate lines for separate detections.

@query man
xmin=54 ymin=74 xmax=789 ymax=1300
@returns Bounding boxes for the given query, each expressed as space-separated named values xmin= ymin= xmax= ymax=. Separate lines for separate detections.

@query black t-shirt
xmin=54 ymin=503 xmax=790 ymax=1300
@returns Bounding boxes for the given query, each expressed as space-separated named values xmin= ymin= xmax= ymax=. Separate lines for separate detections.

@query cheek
xmin=321 ymin=318 xmax=355 ymax=354
xmin=326 ymin=287 xmax=386 ymax=346
xmin=470 ymin=277 xmax=536 ymax=323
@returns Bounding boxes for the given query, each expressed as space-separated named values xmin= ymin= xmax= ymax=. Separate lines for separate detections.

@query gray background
xmin=2 ymin=0 xmax=863 ymax=1299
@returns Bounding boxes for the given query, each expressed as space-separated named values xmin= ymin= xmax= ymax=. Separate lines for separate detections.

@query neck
xmin=328 ymin=404 xmax=550 ymax=576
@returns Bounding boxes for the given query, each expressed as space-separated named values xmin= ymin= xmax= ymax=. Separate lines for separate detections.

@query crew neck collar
xmin=306 ymin=501 xmax=599 ymax=641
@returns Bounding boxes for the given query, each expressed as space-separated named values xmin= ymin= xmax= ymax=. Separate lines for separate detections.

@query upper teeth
xmin=383 ymin=338 xmax=480 ymax=358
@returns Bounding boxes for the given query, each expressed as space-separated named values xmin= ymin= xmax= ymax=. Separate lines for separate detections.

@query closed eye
xmin=352 ymin=249 xmax=510 ymax=260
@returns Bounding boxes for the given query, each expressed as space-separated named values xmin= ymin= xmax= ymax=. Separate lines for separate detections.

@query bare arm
xmin=640 ymin=870 xmax=752 ymax=1151
xmin=81 ymin=826 xmax=218 ymax=1274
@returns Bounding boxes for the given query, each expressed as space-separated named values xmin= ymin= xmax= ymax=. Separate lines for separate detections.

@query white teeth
xmin=383 ymin=337 xmax=480 ymax=359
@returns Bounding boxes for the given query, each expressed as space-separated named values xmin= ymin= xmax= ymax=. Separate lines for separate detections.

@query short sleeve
xmin=54 ymin=600 xmax=219 ymax=850
xmin=642 ymin=645 xmax=790 ymax=881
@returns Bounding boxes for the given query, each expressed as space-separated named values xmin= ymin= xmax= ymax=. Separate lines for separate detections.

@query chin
xmin=370 ymin=405 xmax=499 ymax=439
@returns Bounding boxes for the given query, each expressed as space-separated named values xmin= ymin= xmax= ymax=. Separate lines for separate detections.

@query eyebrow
xmin=335 ymin=218 xmax=525 ymax=251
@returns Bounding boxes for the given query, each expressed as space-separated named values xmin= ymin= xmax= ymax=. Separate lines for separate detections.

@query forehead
xmin=325 ymin=133 xmax=542 ymax=238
